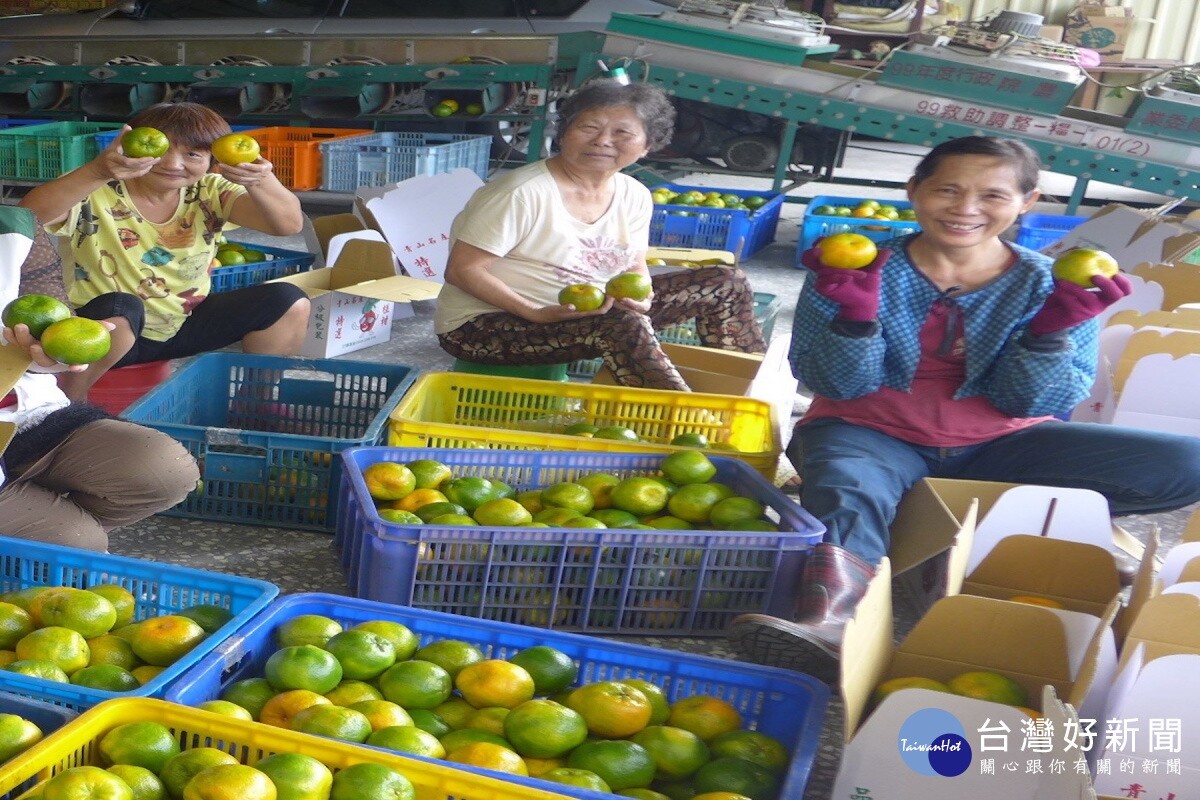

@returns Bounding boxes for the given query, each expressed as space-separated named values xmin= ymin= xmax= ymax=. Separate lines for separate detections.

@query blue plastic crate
xmin=649 ymin=184 xmax=784 ymax=257
xmin=334 ymin=447 xmax=824 ymax=635
xmin=121 ymin=353 xmax=419 ymax=532
xmin=209 ymin=242 xmax=316 ymax=293
xmin=796 ymin=195 xmax=921 ymax=264
xmin=566 ymin=290 xmax=781 ymax=379
xmin=1015 ymin=213 xmax=1089 ymax=252
xmin=0 ymin=534 xmax=277 ymax=711
xmin=0 ymin=119 xmax=53 ymax=130
xmin=319 ymin=131 xmax=491 ymax=191
xmin=0 ymin=692 xmax=76 ymax=797
xmin=166 ymin=592 xmax=830 ymax=800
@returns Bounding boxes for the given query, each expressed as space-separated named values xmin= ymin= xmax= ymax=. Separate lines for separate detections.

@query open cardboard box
xmin=269 ymin=238 xmax=440 ymax=358
xmin=1091 ymin=592 xmax=1200 ymax=797
xmin=1041 ymin=205 xmax=1200 ymax=268
xmin=645 ymin=245 xmax=736 ymax=275
xmin=1133 ymin=262 xmax=1200 ymax=311
xmin=592 ymin=337 xmax=798 ymax=445
xmin=352 ymin=169 xmax=484 ymax=283
xmin=834 ymin=558 xmax=1113 ymax=798
xmin=889 ymin=479 xmax=1145 ymax=621
xmin=1105 ymin=329 xmax=1200 ymax=434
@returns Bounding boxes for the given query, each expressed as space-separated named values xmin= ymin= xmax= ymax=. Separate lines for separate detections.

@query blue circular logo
xmin=897 ymin=708 xmax=973 ymax=777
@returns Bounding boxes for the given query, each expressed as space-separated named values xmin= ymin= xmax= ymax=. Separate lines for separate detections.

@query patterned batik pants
xmin=437 ymin=266 xmax=767 ymax=391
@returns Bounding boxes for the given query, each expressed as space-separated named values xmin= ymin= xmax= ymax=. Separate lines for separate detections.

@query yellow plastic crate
xmin=0 ymin=698 xmax=571 ymax=800
xmin=387 ymin=371 xmax=779 ymax=478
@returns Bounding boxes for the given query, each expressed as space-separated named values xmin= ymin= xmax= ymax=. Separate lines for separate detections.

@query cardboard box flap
xmin=1156 ymin=540 xmax=1200 ymax=587
xmin=646 ymin=246 xmax=736 ymax=266
xmin=1113 ymin=353 xmax=1200 ymax=435
xmin=1043 ymin=205 xmax=1200 ymax=268
xmin=341 ymin=274 xmax=442 ymax=303
xmin=312 ymin=212 xmax=367 ymax=258
xmin=1112 ymin=327 xmax=1200 ymax=396
xmin=966 ymin=485 xmax=1116 ymax=575
xmin=1067 ymin=598 xmax=1119 ymax=711
xmin=1133 ymin=262 xmax=1200 ymax=310
xmin=1114 ymin=527 xmax=1160 ymax=646
xmin=1186 ymin=508 xmax=1200 ymax=542
xmin=1107 ymin=308 xmax=1200 ymax=330
xmin=962 ymin=534 xmax=1122 ymax=614
xmin=890 ymin=595 xmax=1074 ymax=694
xmin=0 ymin=342 xmax=32 ymax=460
xmin=1119 ymin=592 xmax=1200 ymax=669
xmin=888 ymin=478 xmax=987 ymax=575
xmin=839 ymin=557 xmax=895 ymax=741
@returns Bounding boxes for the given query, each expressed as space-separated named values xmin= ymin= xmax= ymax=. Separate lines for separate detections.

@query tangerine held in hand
xmin=558 ymin=283 xmax=605 ymax=312
xmin=39 ymin=317 xmax=112 ymax=365
xmin=605 ymin=272 xmax=652 ymax=301
xmin=816 ymin=233 xmax=878 ymax=269
xmin=1050 ymin=248 xmax=1119 ymax=287
xmin=2 ymin=294 xmax=71 ymax=338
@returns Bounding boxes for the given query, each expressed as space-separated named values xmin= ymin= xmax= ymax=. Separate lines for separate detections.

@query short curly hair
xmin=555 ymin=79 xmax=676 ymax=152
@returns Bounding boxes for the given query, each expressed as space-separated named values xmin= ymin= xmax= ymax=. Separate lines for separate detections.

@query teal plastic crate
xmin=320 ymin=131 xmax=491 ymax=190
xmin=334 ymin=447 xmax=823 ymax=635
xmin=566 ymin=290 xmax=780 ymax=379
xmin=120 ymin=353 xmax=419 ymax=532
xmin=166 ymin=592 xmax=830 ymax=800
xmin=606 ymin=12 xmax=838 ymax=66
xmin=209 ymin=242 xmax=316 ymax=293
xmin=0 ymin=534 xmax=277 ymax=711
xmin=1014 ymin=213 xmax=1089 ymax=251
xmin=650 ymin=184 xmax=784 ymax=257
xmin=796 ymin=195 xmax=921 ymax=265
xmin=0 ymin=121 xmax=122 ymax=181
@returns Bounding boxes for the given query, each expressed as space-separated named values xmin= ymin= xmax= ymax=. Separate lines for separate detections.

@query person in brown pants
xmin=0 ymin=205 xmax=198 ymax=551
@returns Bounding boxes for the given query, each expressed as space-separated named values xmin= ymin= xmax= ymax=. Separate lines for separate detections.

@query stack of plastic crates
xmin=0 ymin=534 xmax=276 ymax=712
xmin=0 ymin=697 xmax=572 ymax=800
xmin=334 ymin=447 xmax=823 ymax=634
xmin=237 ymin=126 xmax=373 ymax=190
xmin=566 ymin=291 xmax=781 ymax=379
xmin=120 ymin=353 xmax=418 ymax=531
xmin=319 ymin=131 xmax=492 ymax=190
xmin=386 ymin=371 xmax=779 ymax=478
xmin=0 ymin=122 xmax=122 ymax=181
xmin=166 ymin=592 xmax=830 ymax=799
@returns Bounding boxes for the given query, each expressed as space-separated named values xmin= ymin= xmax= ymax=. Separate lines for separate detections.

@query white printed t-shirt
xmin=434 ymin=160 xmax=651 ymax=335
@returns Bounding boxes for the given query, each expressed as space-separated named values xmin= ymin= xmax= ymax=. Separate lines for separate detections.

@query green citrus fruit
xmin=2 ymin=294 xmax=71 ymax=338
xmin=39 ymin=317 xmax=112 ymax=365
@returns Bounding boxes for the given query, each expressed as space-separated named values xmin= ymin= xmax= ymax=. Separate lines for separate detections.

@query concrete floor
xmin=108 ymin=139 xmax=1198 ymax=799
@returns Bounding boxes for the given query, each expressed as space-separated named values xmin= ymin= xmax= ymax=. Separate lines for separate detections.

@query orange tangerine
xmin=391 ymin=487 xmax=449 ymax=513
xmin=946 ymin=670 xmax=1029 ymax=706
xmin=577 ymin=472 xmax=620 ymax=509
xmin=0 ymin=652 xmax=17 ymax=668
xmin=196 ymin=700 xmax=254 ymax=721
xmin=620 ymin=679 xmax=670 ymax=726
xmin=324 ymin=679 xmax=383 ymax=707
xmin=366 ymin=725 xmax=446 ymax=759
xmin=708 ymin=729 xmax=789 ymax=774
xmin=567 ymin=681 xmax=653 ymax=738
xmin=524 ymin=756 xmax=568 ymax=778
xmin=178 ymin=604 xmax=234 ymax=634
xmin=1008 ymin=594 xmax=1065 ymax=608
xmin=629 ymin=725 xmax=711 ymax=781
xmin=363 ymin=462 xmax=416 ymax=501
xmin=290 ymin=703 xmax=373 ymax=743
xmin=351 ymin=619 xmax=419 ymax=660
xmin=86 ymin=634 xmax=140 ymax=670
xmin=691 ymin=757 xmax=780 ymax=800
xmin=413 ymin=639 xmax=485 ymax=678
xmin=660 ymin=450 xmax=717 ymax=485
xmin=70 ymin=664 xmax=140 ymax=692
xmin=541 ymin=767 xmax=612 ymax=793
xmin=667 ymin=483 xmax=735 ymax=525
xmin=438 ymin=727 xmax=510 ymax=753
xmin=666 ymin=696 xmax=742 ymax=742
xmin=503 ymin=699 xmax=587 ymax=759
xmin=433 ymin=696 xmax=478 ymax=730
xmin=106 ymin=764 xmax=165 ymax=800
xmin=464 ymin=706 xmax=510 ymax=736
xmin=87 ymin=585 xmax=136 ymax=628
xmin=472 ymin=498 xmax=533 ymax=527
xmin=128 ymin=615 xmax=206 ymax=667
xmin=446 ymin=741 xmax=528 ymax=776
xmin=0 ymin=603 xmax=34 ymax=650
xmin=609 ymin=477 xmax=670 ymax=516
xmin=220 ymin=677 xmax=277 ymax=719
xmin=258 ymin=689 xmax=331 ymax=728
xmin=540 ymin=482 xmax=595 ymax=515
xmin=264 ymin=644 xmax=343 ymax=693
xmin=323 ymin=629 xmax=396 ymax=681
xmin=0 ymin=713 xmax=43 ymax=762
xmin=181 ymin=763 xmax=276 ymax=800
xmin=130 ymin=665 xmax=165 ymax=686
xmin=40 ymin=317 xmax=112 ymax=365
xmin=508 ymin=645 xmax=577 ymax=696
xmin=6 ymin=659 xmax=68 ymax=682
xmin=348 ymin=699 xmax=413 ymax=731
xmin=405 ymin=458 xmax=453 ymax=490
xmin=254 ymin=753 xmax=332 ymax=800
xmin=455 ymin=659 xmax=535 ymax=709
xmin=377 ymin=659 xmax=453 ymax=709
xmin=36 ymin=587 xmax=117 ymax=638
xmin=40 ymin=765 xmax=134 ymax=800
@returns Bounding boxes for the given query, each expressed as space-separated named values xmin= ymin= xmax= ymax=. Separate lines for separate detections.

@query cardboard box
xmin=833 ymin=559 xmax=1113 ymax=798
xmin=269 ymin=238 xmax=440 ymax=358
xmin=592 ymin=337 xmax=798 ymax=445
xmin=0 ymin=341 xmax=28 ymax=469
xmin=889 ymin=479 xmax=1145 ymax=619
xmin=353 ymin=169 xmax=484 ymax=283
xmin=1132 ymin=262 xmax=1200 ymax=310
xmin=1091 ymin=593 xmax=1200 ymax=797
xmin=1064 ymin=3 xmax=1135 ymax=63
xmin=1041 ymin=205 xmax=1200 ymax=270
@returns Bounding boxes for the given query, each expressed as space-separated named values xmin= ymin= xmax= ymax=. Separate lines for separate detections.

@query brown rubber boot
xmin=727 ymin=543 xmax=875 ymax=684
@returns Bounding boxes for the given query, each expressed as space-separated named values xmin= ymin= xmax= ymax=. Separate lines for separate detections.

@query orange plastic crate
xmin=239 ymin=127 xmax=372 ymax=190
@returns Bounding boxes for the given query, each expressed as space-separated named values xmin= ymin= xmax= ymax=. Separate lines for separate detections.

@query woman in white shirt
xmin=435 ymin=79 xmax=766 ymax=390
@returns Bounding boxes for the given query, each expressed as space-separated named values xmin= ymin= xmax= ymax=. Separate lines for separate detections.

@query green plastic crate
xmin=0 ymin=122 xmax=122 ymax=181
